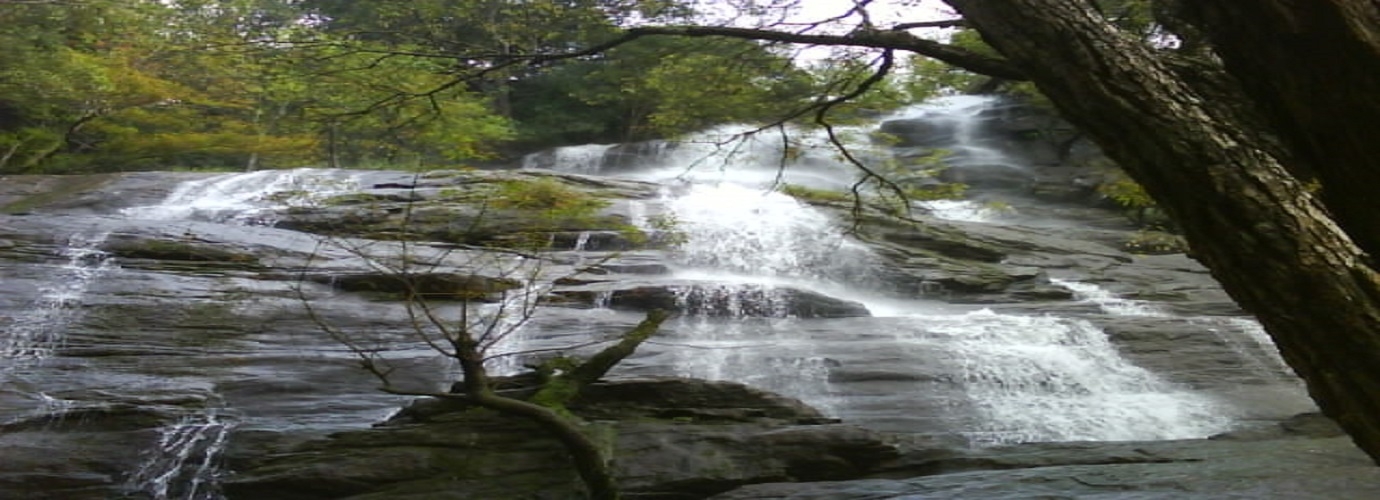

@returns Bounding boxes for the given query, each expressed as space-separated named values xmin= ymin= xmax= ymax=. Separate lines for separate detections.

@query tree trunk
xmin=327 ymin=120 xmax=341 ymax=169
xmin=944 ymin=0 xmax=1380 ymax=464
xmin=453 ymin=330 xmax=622 ymax=499
xmin=1177 ymin=1 xmax=1380 ymax=260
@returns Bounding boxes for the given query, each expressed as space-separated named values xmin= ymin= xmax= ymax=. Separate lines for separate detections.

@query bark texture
xmin=1180 ymin=1 xmax=1380 ymax=259
xmin=454 ymin=335 xmax=624 ymax=499
xmin=451 ymin=309 xmax=669 ymax=500
xmin=943 ymin=0 xmax=1380 ymax=464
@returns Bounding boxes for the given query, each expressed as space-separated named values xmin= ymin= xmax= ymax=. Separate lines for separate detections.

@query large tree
xmin=942 ymin=0 xmax=1380 ymax=465
xmin=493 ymin=0 xmax=1380 ymax=464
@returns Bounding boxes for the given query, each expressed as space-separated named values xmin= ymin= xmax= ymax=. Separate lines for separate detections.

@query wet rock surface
xmin=0 ymin=97 xmax=1364 ymax=499
xmin=714 ymin=434 xmax=1380 ymax=500
xmin=224 ymin=378 xmax=897 ymax=500
xmin=553 ymin=282 xmax=872 ymax=318
xmin=0 ymin=165 xmax=1339 ymax=499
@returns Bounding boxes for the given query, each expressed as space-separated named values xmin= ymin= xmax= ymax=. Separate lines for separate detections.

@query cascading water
xmin=126 ymin=407 xmax=238 ymax=500
xmin=475 ymin=284 xmax=547 ymax=377
xmin=0 ymin=168 xmax=384 ymax=499
xmin=122 ymin=168 xmax=361 ymax=224
xmin=1053 ymin=278 xmax=1168 ymax=317
xmin=1 ymin=232 xmax=114 ymax=362
xmin=1 ymin=90 xmax=1320 ymax=498
xmin=654 ymin=183 xmax=1233 ymax=443
xmin=1207 ymin=316 xmax=1292 ymax=374
xmin=665 ymin=183 xmax=875 ymax=282
xmin=522 ymin=143 xmax=616 ymax=173
xmin=926 ymin=310 xmax=1230 ymax=444
xmin=886 ymin=95 xmax=1020 ymax=171
xmin=526 ymin=96 xmax=1247 ymax=444
xmin=647 ymin=184 xmax=875 ymax=414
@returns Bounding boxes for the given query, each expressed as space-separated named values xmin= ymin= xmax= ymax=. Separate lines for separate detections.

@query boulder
xmin=878 ymin=118 xmax=957 ymax=149
xmin=712 ymin=433 xmax=1380 ymax=500
xmin=223 ymin=378 xmax=899 ymax=500
xmin=101 ymin=234 xmax=262 ymax=265
xmin=554 ymin=283 xmax=872 ymax=318
xmin=313 ymin=272 xmax=521 ymax=301
xmin=936 ymin=163 xmax=1035 ymax=191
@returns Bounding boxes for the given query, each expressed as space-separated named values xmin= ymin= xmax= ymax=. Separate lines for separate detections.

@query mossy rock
xmin=102 ymin=237 xmax=261 ymax=265
xmin=322 ymin=272 xmax=522 ymax=301
xmin=1 ymin=174 xmax=118 ymax=214
xmin=1123 ymin=230 xmax=1188 ymax=255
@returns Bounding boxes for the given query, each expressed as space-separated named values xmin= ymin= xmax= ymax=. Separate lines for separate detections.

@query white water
xmin=1 ymin=232 xmax=114 ymax=362
xmin=923 ymin=310 xmax=1230 ymax=444
xmin=886 ymin=95 xmax=1022 ymax=170
xmin=1215 ymin=317 xmax=1291 ymax=372
xmin=525 ymin=123 xmax=880 ymax=191
xmin=651 ymin=182 xmax=1234 ymax=443
xmin=477 ymin=283 xmax=548 ymax=377
xmin=523 ymin=143 xmax=616 ymax=173
xmin=115 ymin=172 xmax=326 ymax=499
xmin=918 ymin=199 xmax=1008 ymax=223
xmin=510 ymin=96 xmax=1242 ymax=444
xmin=122 ymin=168 xmax=361 ymax=224
xmin=126 ymin=408 xmax=237 ymax=500
xmin=665 ymin=183 xmax=875 ymax=282
xmin=1053 ymin=278 xmax=1168 ymax=317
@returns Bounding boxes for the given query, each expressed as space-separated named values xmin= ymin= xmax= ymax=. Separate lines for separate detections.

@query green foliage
xmin=906 ymin=182 xmax=969 ymax=201
xmin=642 ymin=213 xmax=688 ymax=247
xmin=1096 ymin=170 xmax=1163 ymax=226
xmin=778 ymin=184 xmax=853 ymax=204
xmin=1123 ymin=229 xmax=1188 ymax=254
xmin=492 ymin=178 xmax=610 ymax=215
xmin=901 ymin=56 xmax=985 ymax=99
xmin=1098 ymin=174 xmax=1154 ymax=209
xmin=0 ymin=0 xmax=521 ymax=173
xmin=870 ymin=148 xmax=969 ymax=211
xmin=509 ymin=35 xmax=813 ymax=147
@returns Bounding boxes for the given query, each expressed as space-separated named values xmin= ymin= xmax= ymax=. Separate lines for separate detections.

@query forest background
xmin=0 ymin=0 xmax=976 ymax=174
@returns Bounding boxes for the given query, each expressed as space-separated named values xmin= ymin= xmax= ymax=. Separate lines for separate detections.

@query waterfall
xmin=3 ymin=88 xmax=1322 ymax=500
xmin=1053 ymin=278 xmax=1168 ymax=317
xmin=886 ymin=95 xmax=1020 ymax=170
xmin=665 ymin=183 xmax=875 ymax=282
xmin=1 ymin=232 xmax=114 ymax=362
xmin=916 ymin=199 xmax=1003 ymax=223
xmin=126 ymin=408 xmax=237 ymax=500
xmin=927 ymin=310 xmax=1230 ymax=444
xmin=522 ymin=144 xmax=615 ymax=173
xmin=122 ymin=168 xmax=361 ymax=224
xmin=592 ymin=116 xmax=1240 ymax=441
xmin=654 ymin=180 xmax=1234 ymax=441
xmin=476 ymin=285 xmax=545 ymax=377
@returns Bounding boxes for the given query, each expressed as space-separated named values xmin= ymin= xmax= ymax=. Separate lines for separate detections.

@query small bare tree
xmin=292 ymin=173 xmax=669 ymax=499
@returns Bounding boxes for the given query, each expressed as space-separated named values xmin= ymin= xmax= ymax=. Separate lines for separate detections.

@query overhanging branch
xmin=619 ymin=25 xmax=1025 ymax=80
xmin=892 ymin=19 xmax=966 ymax=30
xmin=515 ymin=24 xmax=1024 ymax=80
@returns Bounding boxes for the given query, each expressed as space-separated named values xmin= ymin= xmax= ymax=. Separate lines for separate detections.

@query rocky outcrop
xmin=713 ymin=426 xmax=1380 ymax=499
xmin=223 ymin=378 xmax=899 ymax=500
xmin=272 ymin=169 xmax=662 ymax=250
xmin=0 ymin=97 xmax=1347 ymax=500
xmin=312 ymin=271 xmax=521 ymax=301
xmin=552 ymin=282 xmax=872 ymax=318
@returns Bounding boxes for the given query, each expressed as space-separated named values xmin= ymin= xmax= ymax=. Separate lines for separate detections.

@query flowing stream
xmin=527 ymin=96 xmax=1241 ymax=443
xmin=0 ymin=96 xmax=1310 ymax=497
xmin=1 ymin=232 xmax=114 ymax=362
xmin=646 ymin=186 xmax=1231 ymax=443
xmin=0 ymin=168 xmax=380 ymax=499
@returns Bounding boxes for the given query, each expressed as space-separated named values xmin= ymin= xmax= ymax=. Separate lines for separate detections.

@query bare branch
xmin=564 ymin=309 xmax=671 ymax=385
xmin=892 ymin=19 xmax=966 ymax=30
xmin=620 ymin=25 xmax=1025 ymax=80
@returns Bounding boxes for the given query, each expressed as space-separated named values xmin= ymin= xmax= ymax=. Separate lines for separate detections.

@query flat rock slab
xmin=714 ymin=435 xmax=1380 ymax=499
